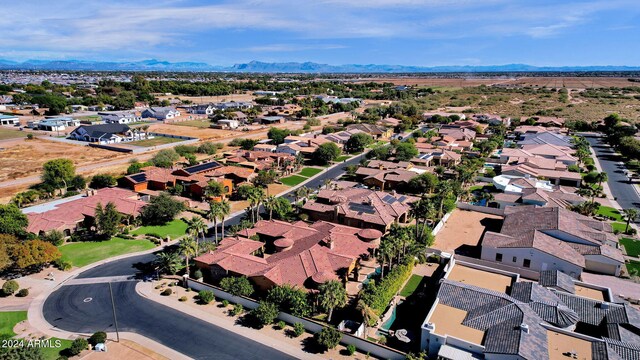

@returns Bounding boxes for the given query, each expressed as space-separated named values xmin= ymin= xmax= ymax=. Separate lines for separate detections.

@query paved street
xmin=584 ymin=134 xmax=640 ymax=213
xmin=43 ymin=256 xmax=295 ymax=360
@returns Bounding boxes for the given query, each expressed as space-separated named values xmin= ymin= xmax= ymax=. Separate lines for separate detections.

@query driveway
xmin=583 ymin=134 xmax=640 ymax=214
xmin=43 ymin=256 xmax=295 ymax=360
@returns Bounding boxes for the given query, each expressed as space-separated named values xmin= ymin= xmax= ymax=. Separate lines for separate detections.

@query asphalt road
xmin=584 ymin=134 xmax=640 ymax=213
xmin=43 ymin=257 xmax=295 ymax=360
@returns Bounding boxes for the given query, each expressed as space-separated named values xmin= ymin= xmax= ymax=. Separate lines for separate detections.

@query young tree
xmin=0 ymin=204 xmax=29 ymax=236
xmin=315 ymin=327 xmax=342 ymax=351
xmin=151 ymin=149 xmax=180 ymax=168
xmin=42 ymin=158 xmax=76 ymax=195
xmin=205 ymin=180 xmax=225 ymax=198
xmin=94 ymin=202 xmax=121 ymax=238
xmin=251 ymin=301 xmax=279 ymax=327
xmin=220 ymin=276 xmax=254 ymax=297
xmin=90 ymin=174 xmax=117 ymax=189
xmin=356 ymin=299 xmax=379 ymax=337
xmin=313 ymin=142 xmax=341 ymax=165
xmin=253 ymin=169 xmax=278 ymax=188
xmin=318 ymin=280 xmax=348 ymax=323
xmin=345 ymin=133 xmax=373 ymax=153
xmin=139 ymin=193 xmax=185 ymax=225
xmin=267 ymin=127 xmax=291 ymax=145
xmin=394 ymin=142 xmax=418 ymax=161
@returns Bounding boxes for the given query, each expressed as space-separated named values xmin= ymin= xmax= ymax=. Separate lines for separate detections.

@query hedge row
xmin=359 ymin=260 xmax=414 ymax=315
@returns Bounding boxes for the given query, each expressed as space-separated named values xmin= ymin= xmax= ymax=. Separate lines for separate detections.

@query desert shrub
xmin=251 ymin=301 xmax=279 ymax=326
xmin=16 ymin=289 xmax=29 ymax=297
xmin=276 ymin=320 xmax=286 ymax=330
xmin=179 ymin=296 xmax=187 ymax=302
xmin=2 ymin=280 xmax=19 ymax=296
xmin=193 ymin=269 xmax=203 ymax=279
xmin=88 ymin=332 xmax=107 ymax=346
xmin=378 ymin=335 xmax=387 ymax=345
xmin=315 ymin=327 xmax=341 ymax=351
xmin=198 ymin=290 xmax=215 ymax=304
xmin=221 ymin=300 xmax=229 ymax=307
xmin=231 ymin=303 xmax=244 ymax=316
xmin=293 ymin=322 xmax=305 ymax=337
xmin=346 ymin=344 xmax=357 ymax=356
xmin=220 ymin=276 xmax=254 ymax=297
xmin=68 ymin=338 xmax=88 ymax=356
xmin=161 ymin=288 xmax=172 ymax=296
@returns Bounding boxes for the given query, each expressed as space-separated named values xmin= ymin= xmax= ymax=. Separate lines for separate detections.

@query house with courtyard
xmin=193 ymin=220 xmax=381 ymax=291
xmin=481 ymin=206 xmax=625 ymax=277
xmin=24 ymin=188 xmax=147 ymax=236
xmin=223 ymin=150 xmax=296 ymax=174
xmin=301 ymin=188 xmax=417 ymax=233
xmin=346 ymin=123 xmax=393 ymax=139
xmin=438 ymin=127 xmax=476 ymax=142
xmin=491 ymin=175 xmax=584 ymax=209
xmin=142 ymin=106 xmax=181 ymax=120
xmin=420 ymin=259 xmax=640 ymax=360
xmin=70 ymin=123 xmax=145 ymax=144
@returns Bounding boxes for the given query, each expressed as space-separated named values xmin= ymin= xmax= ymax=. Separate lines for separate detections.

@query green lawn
xmin=131 ymin=219 xmax=188 ymax=238
xmin=299 ymin=167 xmax=323 ymax=177
xmin=128 ymin=136 xmax=184 ymax=147
xmin=172 ymin=120 xmax=212 ymax=128
xmin=41 ymin=338 xmax=73 ymax=360
xmin=60 ymin=237 xmax=156 ymax=267
xmin=621 ymin=237 xmax=640 ymax=258
xmin=627 ymin=260 xmax=640 ymax=276
xmin=0 ymin=311 xmax=27 ymax=336
xmin=399 ymin=275 xmax=423 ymax=297
xmin=280 ymin=175 xmax=308 ymax=187
xmin=336 ymin=155 xmax=351 ymax=162
xmin=612 ymin=222 xmax=628 ymax=233
xmin=0 ymin=128 xmax=25 ymax=140
xmin=597 ymin=206 xmax=623 ymax=221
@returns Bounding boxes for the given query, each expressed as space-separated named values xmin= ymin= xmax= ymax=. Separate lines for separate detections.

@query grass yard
xmin=60 ymin=237 xmax=156 ymax=267
xmin=0 ymin=128 xmax=26 ymax=141
xmin=76 ymin=115 xmax=101 ymax=122
xmin=627 ymin=260 xmax=640 ymax=276
xmin=399 ymin=275 xmax=423 ymax=297
xmin=128 ymin=136 xmax=184 ymax=147
xmin=172 ymin=120 xmax=212 ymax=128
xmin=41 ymin=338 xmax=73 ymax=360
xmin=299 ymin=167 xmax=323 ymax=177
xmin=597 ymin=206 xmax=623 ymax=221
xmin=0 ymin=311 xmax=27 ymax=336
xmin=612 ymin=222 xmax=628 ymax=233
xmin=621 ymin=237 xmax=640 ymax=258
xmin=280 ymin=175 xmax=308 ymax=187
xmin=336 ymin=155 xmax=351 ymax=162
xmin=131 ymin=219 xmax=188 ymax=238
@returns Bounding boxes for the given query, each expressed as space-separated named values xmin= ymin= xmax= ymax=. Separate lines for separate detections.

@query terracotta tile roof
xmin=27 ymin=188 xmax=146 ymax=234
xmin=194 ymin=220 xmax=378 ymax=290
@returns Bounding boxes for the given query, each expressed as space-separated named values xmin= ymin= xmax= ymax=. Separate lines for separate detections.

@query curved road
xmin=43 ymin=254 xmax=295 ymax=360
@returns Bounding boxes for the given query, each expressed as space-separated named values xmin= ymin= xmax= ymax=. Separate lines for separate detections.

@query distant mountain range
xmin=1 ymin=59 xmax=640 ymax=73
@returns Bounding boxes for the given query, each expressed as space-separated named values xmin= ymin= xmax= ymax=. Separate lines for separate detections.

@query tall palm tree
xmin=294 ymin=186 xmax=310 ymax=206
xmin=577 ymin=187 xmax=598 ymax=204
xmin=154 ymin=251 xmax=184 ymax=275
xmin=186 ymin=217 xmax=207 ymax=249
xmin=218 ymin=199 xmax=231 ymax=239
xmin=207 ymin=201 xmax=223 ymax=243
xmin=376 ymin=241 xmax=390 ymax=279
xmin=356 ymin=299 xmax=378 ymax=338
xmin=596 ymin=171 xmax=608 ymax=189
xmin=318 ymin=280 xmax=347 ymax=323
xmin=179 ymin=236 xmax=198 ymax=277
xmin=263 ymin=195 xmax=277 ymax=221
xmin=624 ymin=208 xmax=639 ymax=233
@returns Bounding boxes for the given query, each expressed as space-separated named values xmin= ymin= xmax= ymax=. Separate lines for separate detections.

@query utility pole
xmin=108 ymin=282 xmax=120 ymax=342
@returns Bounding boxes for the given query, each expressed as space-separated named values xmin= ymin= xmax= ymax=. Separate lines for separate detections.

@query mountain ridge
xmin=1 ymin=59 xmax=639 ymax=73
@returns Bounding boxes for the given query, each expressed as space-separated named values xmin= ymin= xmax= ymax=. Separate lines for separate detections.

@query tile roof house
xmin=481 ymin=207 xmax=624 ymax=277
xmin=501 ymin=162 xmax=582 ymax=187
xmin=193 ymin=220 xmax=381 ymax=291
xmin=354 ymin=167 xmax=417 ymax=190
xmin=421 ymin=261 xmax=640 ymax=360
xmin=25 ymin=188 xmax=146 ymax=236
xmin=223 ymin=150 xmax=296 ymax=173
xmin=518 ymin=131 xmax=573 ymax=148
xmin=438 ymin=127 xmax=477 ymax=141
xmin=346 ymin=123 xmax=393 ymax=139
xmin=141 ymin=106 xmax=181 ymax=120
xmin=301 ymin=188 xmax=418 ymax=232
xmin=491 ymin=175 xmax=585 ymax=209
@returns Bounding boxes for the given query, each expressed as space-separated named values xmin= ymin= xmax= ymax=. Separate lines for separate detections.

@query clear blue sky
xmin=3 ymin=0 xmax=639 ymax=66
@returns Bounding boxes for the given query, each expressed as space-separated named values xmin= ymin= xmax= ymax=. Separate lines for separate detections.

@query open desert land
xmin=354 ymin=76 xmax=639 ymax=89
xmin=155 ymin=92 xmax=255 ymax=104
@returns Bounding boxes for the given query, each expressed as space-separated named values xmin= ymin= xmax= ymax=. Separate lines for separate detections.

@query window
xmin=512 ymin=256 xmax=517 ymax=263
xmin=523 ymin=259 xmax=531 ymax=268
xmin=495 ymin=253 xmax=503 ymax=262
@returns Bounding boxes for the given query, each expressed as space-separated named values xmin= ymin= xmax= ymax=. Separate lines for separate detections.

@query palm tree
xmin=376 ymin=241 xmax=390 ymax=279
xmin=218 ymin=199 xmax=231 ymax=239
xmin=294 ymin=186 xmax=310 ymax=206
xmin=207 ymin=201 xmax=223 ymax=243
xmin=263 ymin=195 xmax=277 ymax=221
xmin=596 ymin=171 xmax=608 ymax=189
xmin=154 ymin=251 xmax=184 ymax=275
xmin=624 ymin=208 xmax=639 ymax=233
xmin=179 ymin=237 xmax=198 ymax=277
xmin=480 ymin=191 xmax=495 ymax=207
xmin=318 ymin=280 xmax=347 ymax=323
xmin=322 ymin=178 xmax=332 ymax=190
xmin=356 ymin=299 xmax=379 ymax=338
xmin=409 ymin=197 xmax=435 ymax=242
xmin=247 ymin=187 xmax=265 ymax=224
xmin=577 ymin=187 xmax=598 ymax=204
xmin=186 ymin=217 xmax=207 ymax=249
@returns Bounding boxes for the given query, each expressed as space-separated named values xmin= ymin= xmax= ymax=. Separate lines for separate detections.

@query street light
xmin=108 ymin=282 xmax=120 ymax=342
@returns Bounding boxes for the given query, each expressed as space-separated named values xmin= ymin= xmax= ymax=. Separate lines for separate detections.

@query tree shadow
xmin=301 ymin=336 xmax=322 ymax=354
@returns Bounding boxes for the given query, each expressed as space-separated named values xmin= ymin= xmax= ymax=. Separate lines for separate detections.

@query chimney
xmin=599 ymin=302 xmax=609 ymax=310
xmin=519 ymin=323 xmax=529 ymax=334
xmin=327 ymin=237 xmax=335 ymax=250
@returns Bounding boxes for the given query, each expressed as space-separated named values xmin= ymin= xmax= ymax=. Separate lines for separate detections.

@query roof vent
xmin=599 ymin=302 xmax=609 ymax=310
xmin=519 ymin=323 xmax=529 ymax=333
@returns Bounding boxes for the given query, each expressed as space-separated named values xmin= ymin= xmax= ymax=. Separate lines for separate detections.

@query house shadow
xmin=454 ymin=217 xmax=503 ymax=258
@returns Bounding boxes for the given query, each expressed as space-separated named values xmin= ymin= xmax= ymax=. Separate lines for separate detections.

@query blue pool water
xmin=380 ymin=306 xmax=397 ymax=331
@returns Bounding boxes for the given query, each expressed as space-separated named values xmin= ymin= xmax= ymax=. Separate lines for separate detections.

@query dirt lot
xmin=434 ymin=209 xmax=503 ymax=255
xmin=155 ymin=93 xmax=255 ymax=104
xmin=353 ymin=76 xmax=639 ymax=89
xmin=148 ymin=123 xmax=244 ymax=141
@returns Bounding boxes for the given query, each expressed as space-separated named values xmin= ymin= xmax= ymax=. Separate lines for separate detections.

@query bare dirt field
xmin=155 ymin=92 xmax=255 ymax=104
xmin=354 ymin=76 xmax=639 ymax=89
xmin=434 ymin=209 xmax=503 ymax=255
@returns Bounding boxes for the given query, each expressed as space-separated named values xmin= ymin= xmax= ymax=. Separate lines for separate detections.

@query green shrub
xmin=347 ymin=344 xmax=357 ymax=356
xmin=198 ymin=290 xmax=215 ymax=304
xmin=54 ymin=259 xmax=73 ymax=271
xmin=220 ymin=276 xmax=254 ymax=297
xmin=358 ymin=260 xmax=414 ymax=315
xmin=88 ymin=331 xmax=107 ymax=346
xmin=161 ymin=288 xmax=172 ymax=296
xmin=68 ymin=338 xmax=88 ymax=356
xmin=179 ymin=296 xmax=187 ymax=302
xmin=231 ymin=303 xmax=244 ymax=316
xmin=293 ymin=322 xmax=305 ymax=337
xmin=193 ymin=269 xmax=203 ymax=279
xmin=221 ymin=299 xmax=229 ymax=307
xmin=251 ymin=301 xmax=279 ymax=326
xmin=16 ymin=288 xmax=29 ymax=297
xmin=378 ymin=335 xmax=387 ymax=345
xmin=315 ymin=327 xmax=342 ymax=351
xmin=2 ymin=280 xmax=19 ymax=296
xmin=266 ymin=284 xmax=311 ymax=317
xmin=276 ymin=320 xmax=286 ymax=330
